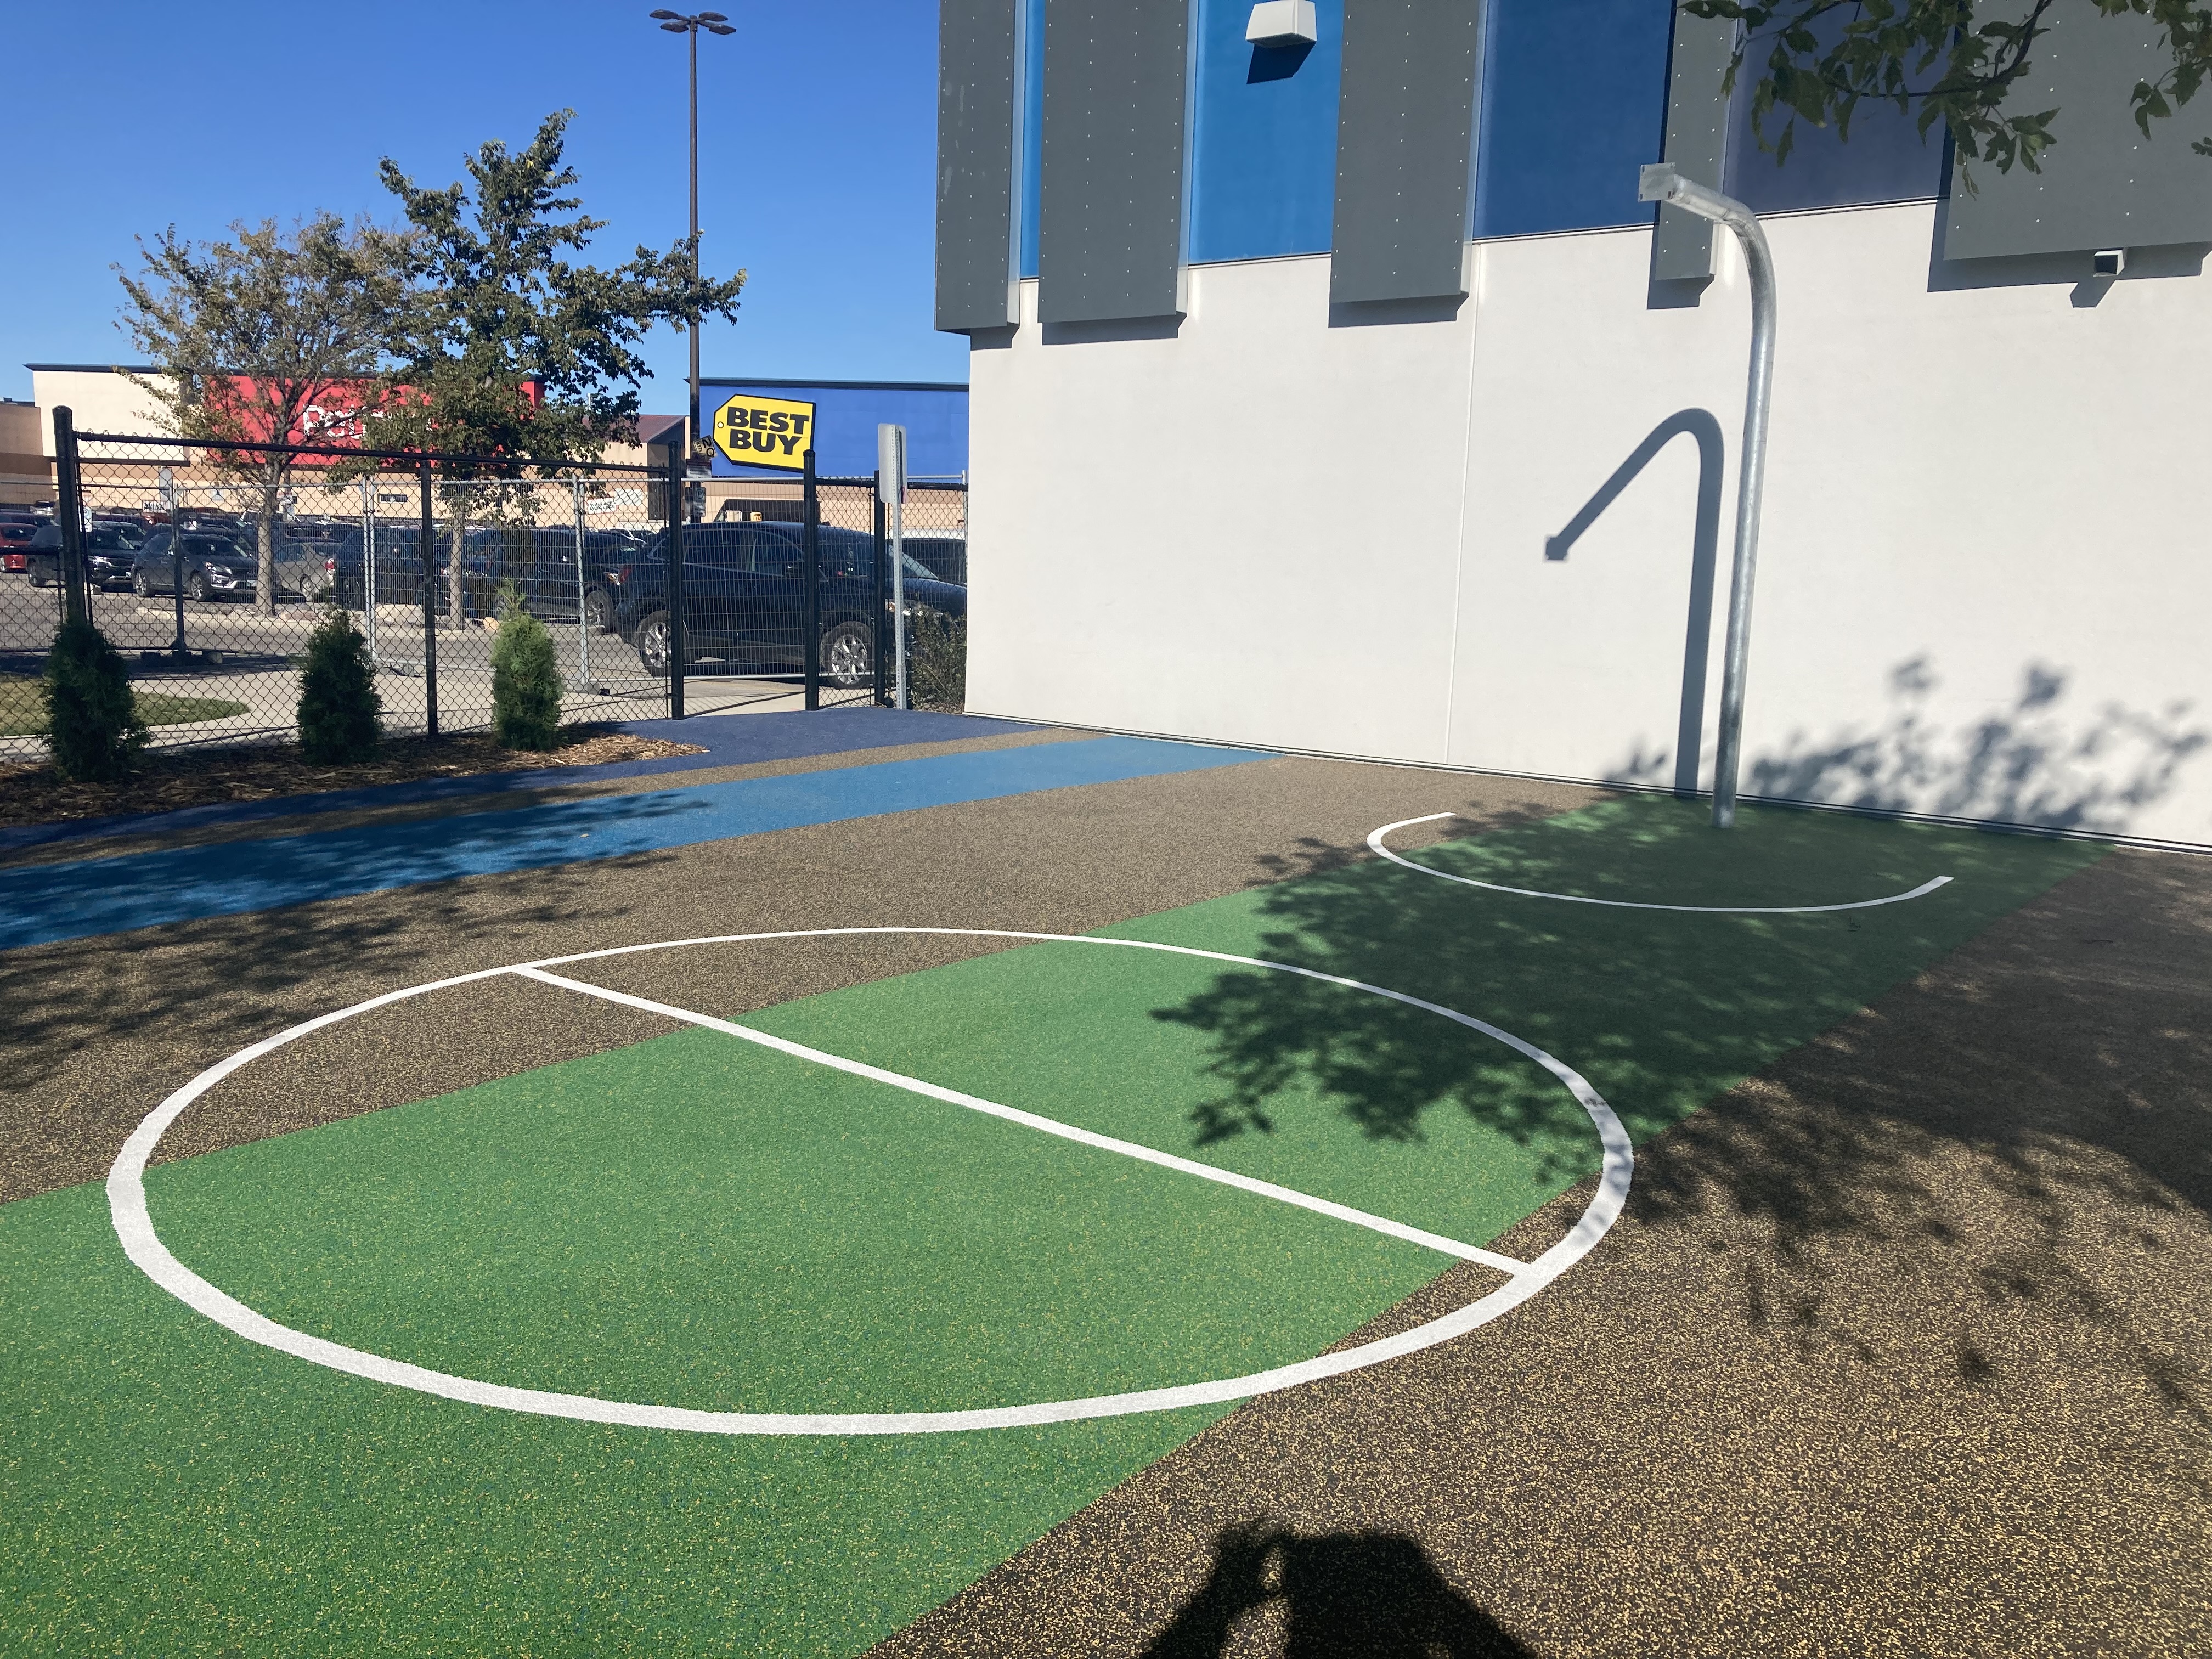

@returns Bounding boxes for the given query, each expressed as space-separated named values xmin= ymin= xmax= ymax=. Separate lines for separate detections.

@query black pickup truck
xmin=610 ymin=521 xmax=967 ymax=685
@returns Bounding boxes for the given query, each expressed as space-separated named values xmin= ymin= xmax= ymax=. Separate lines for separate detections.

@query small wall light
xmin=2092 ymin=249 xmax=2126 ymax=276
xmin=1246 ymin=1 xmax=1317 ymax=47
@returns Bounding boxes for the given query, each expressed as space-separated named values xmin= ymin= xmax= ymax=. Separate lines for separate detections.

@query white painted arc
xmin=1368 ymin=813 xmax=1954 ymax=915
xmin=107 ymin=927 xmax=1634 ymax=1437
xmin=510 ymin=964 xmax=1530 ymax=1275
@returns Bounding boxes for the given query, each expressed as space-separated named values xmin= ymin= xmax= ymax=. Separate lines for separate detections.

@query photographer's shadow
xmin=1145 ymin=1522 xmax=1534 ymax=1658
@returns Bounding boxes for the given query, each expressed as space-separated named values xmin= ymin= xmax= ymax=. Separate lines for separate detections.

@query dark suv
xmin=319 ymin=522 xmax=650 ymax=627
xmin=25 ymin=525 xmax=141 ymax=590
xmin=611 ymin=522 xmax=966 ymax=684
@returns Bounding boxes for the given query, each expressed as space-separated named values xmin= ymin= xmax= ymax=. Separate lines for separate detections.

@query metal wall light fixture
xmin=1246 ymin=2 xmax=1318 ymax=47
xmin=1636 ymin=162 xmax=1777 ymax=831
xmin=650 ymin=8 xmax=737 ymax=479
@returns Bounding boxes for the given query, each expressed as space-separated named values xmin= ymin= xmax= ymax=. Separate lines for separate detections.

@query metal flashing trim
xmin=1654 ymin=7 xmax=1737 ymax=281
xmin=1037 ymin=0 xmax=1196 ymax=324
xmin=1945 ymin=4 xmax=2212 ymax=258
xmin=1330 ymin=0 xmax=1485 ymax=305
xmin=935 ymin=0 xmax=1024 ymax=333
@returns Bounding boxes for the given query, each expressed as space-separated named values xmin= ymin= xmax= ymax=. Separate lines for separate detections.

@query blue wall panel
xmin=1018 ymin=0 xmax=1045 ymax=279
xmin=1188 ymin=0 xmax=1342 ymax=264
xmin=1725 ymin=71 xmax=1946 ymax=212
xmin=705 ymin=381 xmax=968 ymax=480
xmin=1472 ymin=0 xmax=1672 ymax=240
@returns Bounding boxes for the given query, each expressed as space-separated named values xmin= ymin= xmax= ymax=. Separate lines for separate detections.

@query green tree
xmin=42 ymin=619 xmax=148 ymax=783
xmin=368 ymin=111 xmax=746 ymax=628
xmin=1685 ymin=1 xmax=2212 ymax=179
xmin=490 ymin=585 xmax=564 ymax=750
xmin=296 ymin=607 xmax=382 ymax=764
xmin=116 ymin=215 xmax=411 ymax=615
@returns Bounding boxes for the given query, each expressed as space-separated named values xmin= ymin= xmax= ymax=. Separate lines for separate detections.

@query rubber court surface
xmin=2 ymin=710 xmax=2206 ymax=1656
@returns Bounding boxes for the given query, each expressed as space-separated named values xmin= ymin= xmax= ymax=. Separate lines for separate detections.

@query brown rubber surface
xmin=866 ymin=848 xmax=2212 ymax=1658
xmin=0 ymin=751 xmax=1587 ymax=1203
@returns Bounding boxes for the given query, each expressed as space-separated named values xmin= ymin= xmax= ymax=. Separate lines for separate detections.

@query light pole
xmin=650 ymin=9 xmax=734 ymax=487
xmin=1637 ymin=162 xmax=1778 ymax=831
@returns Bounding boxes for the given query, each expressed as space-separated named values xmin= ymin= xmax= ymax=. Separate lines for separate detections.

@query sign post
xmin=877 ymin=423 xmax=908 ymax=710
xmin=161 ymin=468 xmax=188 ymax=657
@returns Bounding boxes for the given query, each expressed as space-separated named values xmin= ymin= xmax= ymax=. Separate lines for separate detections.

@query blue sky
xmin=0 ymin=0 xmax=963 ymax=407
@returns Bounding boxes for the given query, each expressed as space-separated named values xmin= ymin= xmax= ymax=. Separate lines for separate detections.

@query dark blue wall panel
xmin=1472 ymin=0 xmax=1672 ymax=240
xmin=1188 ymin=0 xmax=1342 ymax=264
xmin=1017 ymin=0 xmax=1045 ymax=280
xmin=1725 ymin=79 xmax=1945 ymax=213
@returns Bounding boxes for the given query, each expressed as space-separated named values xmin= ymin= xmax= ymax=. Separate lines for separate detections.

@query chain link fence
xmin=5 ymin=420 xmax=972 ymax=763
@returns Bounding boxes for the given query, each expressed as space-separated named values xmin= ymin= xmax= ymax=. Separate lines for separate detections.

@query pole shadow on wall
xmin=1543 ymin=408 xmax=1724 ymax=798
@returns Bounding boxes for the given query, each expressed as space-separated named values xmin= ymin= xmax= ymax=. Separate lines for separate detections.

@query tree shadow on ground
xmin=1144 ymin=1522 xmax=1534 ymax=1658
xmin=1145 ymin=715 xmax=2211 ymax=1424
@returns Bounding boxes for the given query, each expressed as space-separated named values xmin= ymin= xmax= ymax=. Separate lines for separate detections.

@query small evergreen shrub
xmin=42 ymin=619 xmax=146 ymax=782
xmin=297 ymin=606 xmax=382 ymax=765
xmin=907 ymin=607 xmax=967 ymax=713
xmin=491 ymin=583 xmax=563 ymax=750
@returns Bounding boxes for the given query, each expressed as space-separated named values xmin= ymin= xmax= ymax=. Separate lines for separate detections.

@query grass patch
xmin=0 ymin=673 xmax=244 ymax=738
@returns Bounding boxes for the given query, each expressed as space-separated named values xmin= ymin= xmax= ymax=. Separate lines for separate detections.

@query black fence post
xmin=665 ymin=447 xmax=687 ymax=720
xmin=871 ymin=476 xmax=887 ymax=708
xmin=802 ymin=449 xmax=820 ymax=712
xmin=52 ymin=407 xmax=88 ymax=628
xmin=418 ymin=460 xmax=438 ymax=737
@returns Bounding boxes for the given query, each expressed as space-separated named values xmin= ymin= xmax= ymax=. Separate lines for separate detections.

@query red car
xmin=0 ymin=516 xmax=42 ymax=573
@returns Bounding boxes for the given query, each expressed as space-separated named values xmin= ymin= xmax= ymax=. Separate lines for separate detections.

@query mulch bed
xmin=0 ymin=725 xmax=708 ymax=829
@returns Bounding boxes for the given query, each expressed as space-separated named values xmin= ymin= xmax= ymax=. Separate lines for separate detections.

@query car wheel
xmin=583 ymin=587 xmax=613 ymax=634
xmin=820 ymin=621 xmax=873 ymax=689
xmin=635 ymin=610 xmax=674 ymax=678
xmin=185 ymin=571 xmax=211 ymax=603
xmin=132 ymin=570 xmax=153 ymax=598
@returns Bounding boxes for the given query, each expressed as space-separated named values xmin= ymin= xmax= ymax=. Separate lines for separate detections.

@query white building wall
xmin=966 ymin=199 xmax=2212 ymax=848
xmin=31 ymin=368 xmax=168 ymax=453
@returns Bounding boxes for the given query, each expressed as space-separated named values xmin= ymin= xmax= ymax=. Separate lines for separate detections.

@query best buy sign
xmin=712 ymin=393 xmax=816 ymax=471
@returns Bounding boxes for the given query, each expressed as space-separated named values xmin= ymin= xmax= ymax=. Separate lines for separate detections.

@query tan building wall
xmin=0 ymin=400 xmax=51 ymax=504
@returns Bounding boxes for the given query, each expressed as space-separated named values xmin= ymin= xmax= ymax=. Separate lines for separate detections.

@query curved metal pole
xmin=1638 ymin=164 xmax=1776 ymax=829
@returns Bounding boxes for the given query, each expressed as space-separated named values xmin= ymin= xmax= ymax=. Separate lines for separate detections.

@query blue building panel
xmin=1189 ymin=0 xmax=1342 ymax=265
xmin=703 ymin=380 xmax=968 ymax=481
xmin=1019 ymin=0 xmax=1045 ymax=279
xmin=1472 ymin=0 xmax=1673 ymax=241
xmin=1725 ymin=81 xmax=1949 ymax=213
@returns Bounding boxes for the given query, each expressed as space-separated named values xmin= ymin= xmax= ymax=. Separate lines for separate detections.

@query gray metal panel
xmin=1037 ymin=0 xmax=1193 ymax=325
xmin=935 ymin=0 xmax=1021 ymax=333
xmin=1946 ymin=5 xmax=2212 ymax=258
xmin=1654 ymin=8 xmax=1737 ymax=281
xmin=1330 ymin=0 xmax=1483 ymax=306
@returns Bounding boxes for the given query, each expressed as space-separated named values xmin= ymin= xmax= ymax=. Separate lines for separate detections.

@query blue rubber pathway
xmin=0 ymin=709 xmax=1031 ymax=855
xmin=0 ymin=735 xmax=1261 ymax=951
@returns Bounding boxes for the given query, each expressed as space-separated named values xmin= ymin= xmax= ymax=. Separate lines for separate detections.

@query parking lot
xmin=0 ymin=574 xmax=780 ymax=758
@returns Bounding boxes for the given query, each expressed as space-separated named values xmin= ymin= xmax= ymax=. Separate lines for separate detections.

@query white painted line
xmin=1368 ymin=814 xmax=1953 ymax=915
xmin=108 ymin=928 xmax=1633 ymax=1437
xmin=511 ymin=964 xmax=1530 ymax=1275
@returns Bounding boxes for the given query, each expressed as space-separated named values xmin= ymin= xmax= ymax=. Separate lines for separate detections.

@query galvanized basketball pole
xmin=878 ymin=422 xmax=909 ymax=710
xmin=1637 ymin=162 xmax=1776 ymax=830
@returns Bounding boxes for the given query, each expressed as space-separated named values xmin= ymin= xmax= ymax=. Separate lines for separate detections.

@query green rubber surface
xmin=0 ymin=795 xmax=2107 ymax=1655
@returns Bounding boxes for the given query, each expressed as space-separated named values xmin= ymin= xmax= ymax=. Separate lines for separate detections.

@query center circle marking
xmin=107 ymin=928 xmax=1633 ymax=1436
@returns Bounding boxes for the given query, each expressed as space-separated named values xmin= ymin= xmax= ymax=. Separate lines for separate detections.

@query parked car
xmin=610 ymin=522 xmax=967 ymax=685
xmin=318 ymin=522 xmax=649 ymax=627
xmin=25 ymin=525 xmax=142 ymax=590
xmin=126 ymin=527 xmax=319 ymax=602
xmin=0 ymin=514 xmax=42 ymax=574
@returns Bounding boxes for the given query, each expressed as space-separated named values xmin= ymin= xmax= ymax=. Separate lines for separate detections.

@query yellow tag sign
xmin=712 ymin=394 xmax=817 ymax=471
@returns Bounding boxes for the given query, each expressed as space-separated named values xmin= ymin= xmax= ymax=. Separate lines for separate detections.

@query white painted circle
xmin=107 ymin=928 xmax=1632 ymax=1437
xmin=1369 ymin=814 xmax=1953 ymax=914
